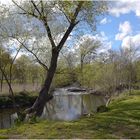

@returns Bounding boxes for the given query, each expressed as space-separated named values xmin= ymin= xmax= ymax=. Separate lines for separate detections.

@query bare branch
xmin=57 ymin=2 xmax=84 ymax=51
xmin=12 ymin=0 xmax=38 ymax=18
xmin=12 ymin=0 xmax=56 ymax=49
xmin=43 ymin=19 xmax=56 ymax=48
xmin=31 ymin=0 xmax=42 ymax=17
xmin=56 ymin=5 xmax=71 ymax=23
xmin=40 ymin=0 xmax=44 ymax=17
xmin=71 ymin=1 xmax=84 ymax=24
xmin=12 ymin=44 xmax=22 ymax=65
xmin=12 ymin=37 xmax=49 ymax=71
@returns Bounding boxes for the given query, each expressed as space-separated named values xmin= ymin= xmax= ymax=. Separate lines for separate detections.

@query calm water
xmin=42 ymin=87 xmax=107 ymax=120
xmin=0 ymin=87 xmax=107 ymax=129
xmin=0 ymin=109 xmax=18 ymax=129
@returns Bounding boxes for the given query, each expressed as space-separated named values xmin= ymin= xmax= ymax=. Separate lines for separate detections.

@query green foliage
xmin=0 ymin=92 xmax=37 ymax=109
xmin=0 ymin=47 xmax=12 ymax=68
xmin=53 ymin=68 xmax=76 ymax=88
xmin=76 ymin=64 xmax=95 ymax=88
xmin=0 ymin=96 xmax=13 ymax=107
xmin=28 ymin=115 xmax=39 ymax=124
xmin=76 ymin=62 xmax=117 ymax=91
xmin=0 ymin=135 xmax=8 ymax=139
xmin=57 ymin=1 xmax=107 ymax=29
xmin=14 ymin=117 xmax=24 ymax=126
xmin=76 ymin=56 xmax=140 ymax=94
xmin=135 ymin=60 xmax=140 ymax=82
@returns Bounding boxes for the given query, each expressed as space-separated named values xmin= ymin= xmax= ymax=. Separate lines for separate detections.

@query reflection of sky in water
xmin=42 ymin=88 xmax=107 ymax=121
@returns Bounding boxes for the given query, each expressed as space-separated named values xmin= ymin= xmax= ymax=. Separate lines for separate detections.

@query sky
xmin=97 ymin=0 xmax=140 ymax=52
xmin=0 ymin=0 xmax=140 ymax=55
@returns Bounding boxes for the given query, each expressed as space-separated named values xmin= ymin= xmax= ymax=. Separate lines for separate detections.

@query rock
xmin=67 ymin=88 xmax=86 ymax=92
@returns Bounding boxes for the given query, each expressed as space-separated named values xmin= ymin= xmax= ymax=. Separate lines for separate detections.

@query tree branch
xmin=56 ymin=5 xmax=71 ymax=23
xmin=13 ymin=37 xmax=49 ymax=71
xmin=12 ymin=0 xmax=38 ymax=18
xmin=9 ymin=45 xmax=22 ymax=85
xmin=71 ymin=1 xmax=84 ymax=24
xmin=40 ymin=0 xmax=44 ymax=17
xmin=43 ymin=19 xmax=56 ymax=48
xmin=57 ymin=2 xmax=84 ymax=51
xmin=31 ymin=0 xmax=42 ymax=17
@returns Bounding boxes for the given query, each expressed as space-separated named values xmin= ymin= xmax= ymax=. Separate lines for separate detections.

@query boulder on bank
xmin=67 ymin=88 xmax=86 ymax=92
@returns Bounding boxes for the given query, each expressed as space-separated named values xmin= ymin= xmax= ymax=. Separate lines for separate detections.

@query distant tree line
xmin=1 ymin=41 xmax=140 ymax=97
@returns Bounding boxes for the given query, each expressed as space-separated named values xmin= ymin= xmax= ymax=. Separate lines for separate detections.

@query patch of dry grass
xmin=0 ymin=83 xmax=41 ymax=95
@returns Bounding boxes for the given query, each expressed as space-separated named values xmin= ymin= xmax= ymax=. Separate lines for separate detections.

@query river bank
xmin=0 ymin=91 xmax=37 ymax=109
xmin=0 ymin=90 xmax=140 ymax=139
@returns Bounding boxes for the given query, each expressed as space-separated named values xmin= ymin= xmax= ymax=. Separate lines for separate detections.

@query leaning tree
xmin=10 ymin=0 xmax=108 ymax=116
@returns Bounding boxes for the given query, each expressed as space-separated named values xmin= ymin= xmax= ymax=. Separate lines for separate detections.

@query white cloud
xmin=100 ymin=18 xmax=111 ymax=25
xmin=115 ymin=21 xmax=132 ymax=40
xmin=82 ymin=32 xmax=112 ymax=53
xmin=109 ymin=0 xmax=140 ymax=17
xmin=122 ymin=34 xmax=140 ymax=49
xmin=121 ymin=34 xmax=140 ymax=59
xmin=0 ymin=0 xmax=13 ymax=6
xmin=100 ymin=18 xmax=107 ymax=24
xmin=12 ymin=51 xmax=26 ymax=59
xmin=122 ymin=36 xmax=131 ymax=49
xmin=73 ymin=32 xmax=112 ymax=55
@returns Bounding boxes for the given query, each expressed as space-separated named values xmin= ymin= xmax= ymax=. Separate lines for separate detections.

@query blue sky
xmin=69 ymin=0 xmax=140 ymax=54
xmin=96 ymin=0 xmax=140 ymax=52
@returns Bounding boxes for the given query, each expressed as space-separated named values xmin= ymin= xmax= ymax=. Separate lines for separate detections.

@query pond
xmin=0 ymin=87 xmax=107 ymax=129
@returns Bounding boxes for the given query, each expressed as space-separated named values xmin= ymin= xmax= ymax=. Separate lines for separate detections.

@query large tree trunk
xmin=26 ymin=24 xmax=78 ymax=117
xmin=26 ymin=48 xmax=59 ymax=116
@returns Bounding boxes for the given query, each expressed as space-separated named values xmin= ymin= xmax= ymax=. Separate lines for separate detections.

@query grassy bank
xmin=0 ymin=90 xmax=140 ymax=139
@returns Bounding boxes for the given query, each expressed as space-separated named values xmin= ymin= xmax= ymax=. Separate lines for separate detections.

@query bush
xmin=97 ymin=105 xmax=109 ymax=113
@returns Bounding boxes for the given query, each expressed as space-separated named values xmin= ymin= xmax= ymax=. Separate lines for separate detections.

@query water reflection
xmin=41 ymin=88 xmax=107 ymax=121
xmin=0 ymin=109 xmax=17 ymax=129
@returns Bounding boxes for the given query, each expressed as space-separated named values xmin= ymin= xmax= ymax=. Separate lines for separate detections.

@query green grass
xmin=0 ymin=90 xmax=140 ymax=139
